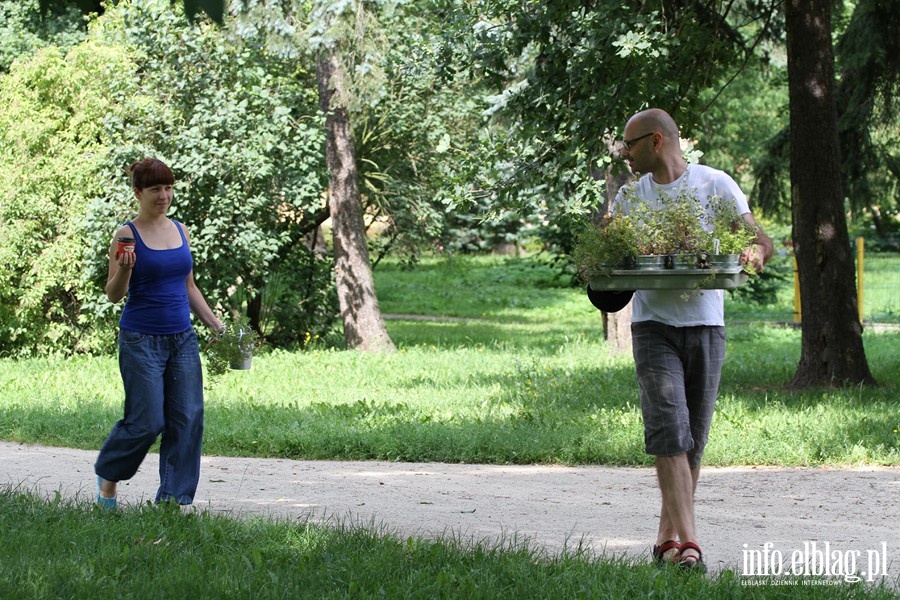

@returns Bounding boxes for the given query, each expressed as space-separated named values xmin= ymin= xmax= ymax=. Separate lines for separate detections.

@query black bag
xmin=585 ymin=286 xmax=634 ymax=313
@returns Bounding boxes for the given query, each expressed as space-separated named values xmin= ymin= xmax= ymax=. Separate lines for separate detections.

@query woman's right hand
xmin=116 ymin=251 xmax=136 ymax=270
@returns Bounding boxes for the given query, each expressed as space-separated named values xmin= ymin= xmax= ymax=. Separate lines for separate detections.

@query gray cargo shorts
xmin=631 ymin=320 xmax=725 ymax=469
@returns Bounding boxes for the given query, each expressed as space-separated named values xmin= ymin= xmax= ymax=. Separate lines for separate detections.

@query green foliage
xmin=364 ymin=12 xmax=501 ymax=263
xmin=698 ymin=59 xmax=790 ymax=217
xmin=0 ymin=42 xmax=139 ymax=355
xmin=835 ymin=0 xmax=900 ymax=225
xmin=230 ymin=1 xmax=497 ymax=264
xmin=203 ymin=315 xmax=260 ymax=378
xmin=440 ymin=196 xmax=543 ymax=254
xmin=435 ymin=1 xmax=755 ymax=217
xmin=257 ymin=245 xmax=342 ymax=349
xmin=0 ymin=0 xmax=87 ymax=72
xmin=0 ymin=0 xmax=340 ymax=355
xmin=573 ymin=214 xmax=639 ymax=281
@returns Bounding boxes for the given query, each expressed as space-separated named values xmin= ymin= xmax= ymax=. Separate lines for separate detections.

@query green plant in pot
xmin=704 ymin=194 xmax=759 ymax=272
xmin=573 ymin=213 xmax=640 ymax=281
xmin=204 ymin=316 xmax=260 ymax=377
xmin=654 ymin=190 xmax=711 ymax=264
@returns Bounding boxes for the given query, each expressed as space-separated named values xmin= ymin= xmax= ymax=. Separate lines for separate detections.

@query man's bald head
xmin=626 ymin=109 xmax=680 ymax=141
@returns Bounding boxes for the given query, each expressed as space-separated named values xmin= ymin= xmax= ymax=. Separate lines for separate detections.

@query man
xmin=614 ymin=108 xmax=773 ymax=570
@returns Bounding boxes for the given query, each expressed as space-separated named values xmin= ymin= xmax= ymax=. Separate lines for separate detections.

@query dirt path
xmin=2 ymin=441 xmax=897 ymax=585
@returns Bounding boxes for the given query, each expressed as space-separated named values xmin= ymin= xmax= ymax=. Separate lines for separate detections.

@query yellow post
xmin=857 ymin=236 xmax=865 ymax=323
xmin=793 ymin=255 xmax=801 ymax=323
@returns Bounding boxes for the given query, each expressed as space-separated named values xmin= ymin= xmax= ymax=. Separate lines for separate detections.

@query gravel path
xmin=2 ymin=441 xmax=897 ymax=586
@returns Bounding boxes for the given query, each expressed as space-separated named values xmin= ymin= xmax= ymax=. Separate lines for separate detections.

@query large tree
xmin=784 ymin=0 xmax=875 ymax=386
xmin=228 ymin=0 xmax=489 ymax=351
xmin=317 ymin=41 xmax=395 ymax=352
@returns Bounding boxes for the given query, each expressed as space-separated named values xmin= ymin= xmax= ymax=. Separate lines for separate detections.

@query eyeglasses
xmin=622 ymin=132 xmax=656 ymax=150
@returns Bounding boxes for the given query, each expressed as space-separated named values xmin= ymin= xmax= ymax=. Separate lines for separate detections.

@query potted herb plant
xmin=204 ymin=316 xmax=260 ymax=377
xmin=573 ymin=213 xmax=640 ymax=281
xmin=703 ymin=194 xmax=759 ymax=272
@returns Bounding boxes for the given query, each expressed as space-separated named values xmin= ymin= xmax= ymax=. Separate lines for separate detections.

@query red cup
xmin=116 ymin=236 xmax=135 ymax=259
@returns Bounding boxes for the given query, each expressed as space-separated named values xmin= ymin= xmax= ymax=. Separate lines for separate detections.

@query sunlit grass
xmin=2 ymin=255 xmax=899 ymax=600
xmin=1 ymin=325 xmax=896 ymax=466
xmin=5 ymin=489 xmax=896 ymax=600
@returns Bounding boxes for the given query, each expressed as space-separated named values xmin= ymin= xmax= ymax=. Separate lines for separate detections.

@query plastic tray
xmin=589 ymin=267 xmax=749 ymax=291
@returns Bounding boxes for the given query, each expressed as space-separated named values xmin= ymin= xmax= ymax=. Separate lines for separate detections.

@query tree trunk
xmin=317 ymin=51 xmax=395 ymax=352
xmin=784 ymin=0 xmax=875 ymax=387
xmin=601 ymin=159 xmax=633 ymax=354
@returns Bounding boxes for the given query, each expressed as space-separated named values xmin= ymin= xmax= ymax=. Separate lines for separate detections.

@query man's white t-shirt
xmin=613 ymin=164 xmax=751 ymax=327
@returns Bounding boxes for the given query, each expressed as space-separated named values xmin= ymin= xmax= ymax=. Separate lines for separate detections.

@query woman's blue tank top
xmin=119 ymin=220 xmax=193 ymax=335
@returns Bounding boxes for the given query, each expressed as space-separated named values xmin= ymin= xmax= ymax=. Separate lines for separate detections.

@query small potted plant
xmin=204 ymin=316 xmax=260 ymax=377
xmin=704 ymin=194 xmax=758 ymax=272
xmin=573 ymin=213 xmax=640 ymax=280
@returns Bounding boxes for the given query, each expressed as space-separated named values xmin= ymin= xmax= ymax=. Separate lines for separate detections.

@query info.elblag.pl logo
xmin=741 ymin=541 xmax=891 ymax=584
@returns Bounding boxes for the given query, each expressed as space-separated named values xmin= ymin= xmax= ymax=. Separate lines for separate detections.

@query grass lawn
xmin=1 ymin=254 xmax=897 ymax=599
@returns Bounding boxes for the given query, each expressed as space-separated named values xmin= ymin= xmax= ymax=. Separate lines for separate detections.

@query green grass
xmin=719 ymin=251 xmax=900 ymax=323
xmin=2 ymin=254 xmax=899 ymax=599
xmin=1 ymin=255 xmax=898 ymax=467
xmin=860 ymin=253 xmax=900 ymax=322
xmin=2 ymin=329 xmax=897 ymax=466
xmin=1 ymin=489 xmax=896 ymax=600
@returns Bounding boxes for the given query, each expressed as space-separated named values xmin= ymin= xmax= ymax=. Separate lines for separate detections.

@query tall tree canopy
xmin=432 ymin=0 xmax=773 ymax=215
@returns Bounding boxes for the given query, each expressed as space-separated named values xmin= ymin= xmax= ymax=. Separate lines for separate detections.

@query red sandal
xmin=651 ymin=540 xmax=680 ymax=565
xmin=676 ymin=541 xmax=707 ymax=572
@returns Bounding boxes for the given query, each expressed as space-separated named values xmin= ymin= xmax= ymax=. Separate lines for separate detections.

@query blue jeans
xmin=95 ymin=328 xmax=204 ymax=504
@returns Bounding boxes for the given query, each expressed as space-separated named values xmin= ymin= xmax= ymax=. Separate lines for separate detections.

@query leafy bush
xmin=0 ymin=43 xmax=139 ymax=355
xmin=0 ymin=0 xmax=86 ymax=73
xmin=0 ymin=0 xmax=339 ymax=355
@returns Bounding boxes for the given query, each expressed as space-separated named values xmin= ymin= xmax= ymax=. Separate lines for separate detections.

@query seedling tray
xmin=589 ymin=266 xmax=749 ymax=291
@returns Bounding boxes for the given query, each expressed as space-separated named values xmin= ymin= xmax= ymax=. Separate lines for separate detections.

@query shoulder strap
xmin=125 ymin=221 xmax=139 ymax=240
xmin=171 ymin=219 xmax=189 ymax=246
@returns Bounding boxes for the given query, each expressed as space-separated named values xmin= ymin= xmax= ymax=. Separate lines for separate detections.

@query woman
xmin=95 ymin=158 xmax=222 ymax=508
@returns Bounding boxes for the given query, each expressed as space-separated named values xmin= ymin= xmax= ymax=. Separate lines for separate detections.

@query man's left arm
xmin=740 ymin=213 xmax=774 ymax=272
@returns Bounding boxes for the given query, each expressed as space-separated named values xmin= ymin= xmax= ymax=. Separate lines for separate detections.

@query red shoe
xmin=651 ymin=540 xmax=680 ymax=565
xmin=676 ymin=541 xmax=707 ymax=572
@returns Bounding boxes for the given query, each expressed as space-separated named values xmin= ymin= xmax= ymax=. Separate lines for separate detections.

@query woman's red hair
xmin=129 ymin=158 xmax=174 ymax=190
